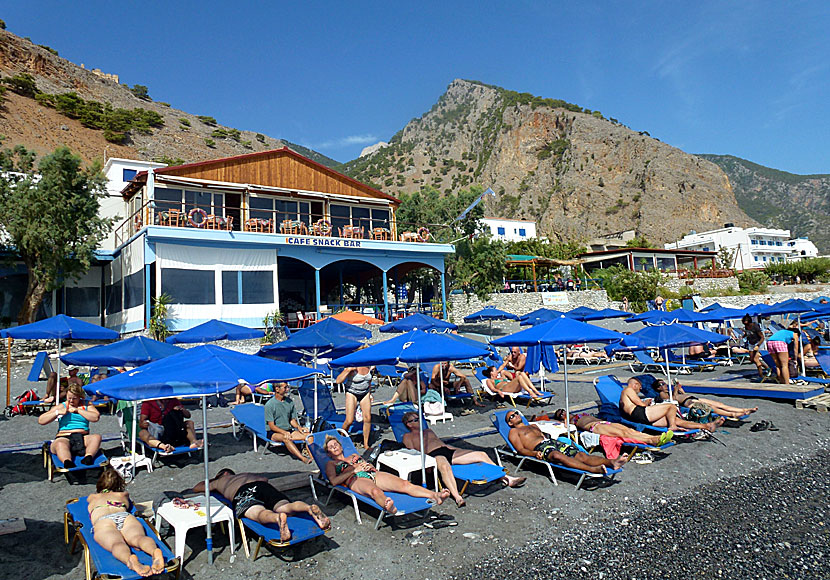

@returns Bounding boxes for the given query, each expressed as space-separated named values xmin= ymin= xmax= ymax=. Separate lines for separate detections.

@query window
xmin=222 ymin=271 xmax=274 ymax=304
xmin=105 ymin=281 xmax=122 ymax=314
xmin=763 ymin=256 xmax=768 ymax=262
xmin=161 ymin=268 xmax=215 ymax=304
xmin=497 ymin=227 xmax=505 ymax=235
xmin=65 ymin=287 xmax=100 ymax=318
xmin=751 ymin=239 xmax=757 ymax=245
xmin=754 ymin=256 xmax=759 ymax=261
xmin=153 ymin=188 xmax=183 ymax=213
xmin=519 ymin=229 xmax=526 ymax=237
xmin=185 ymin=190 xmax=224 ymax=217
xmin=122 ymin=169 xmax=137 ymax=182
xmin=249 ymin=196 xmax=311 ymax=225
xmin=329 ymin=203 xmax=389 ymax=234
xmin=123 ymin=270 xmax=144 ymax=310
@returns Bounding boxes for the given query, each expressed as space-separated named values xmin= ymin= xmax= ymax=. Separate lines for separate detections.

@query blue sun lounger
xmin=490 ymin=409 xmax=621 ymax=489
xmin=305 ymin=429 xmax=433 ymax=529
xmin=473 ymin=367 xmax=555 ymax=408
xmin=117 ymin=405 xmax=196 ymax=467
xmin=43 ymin=443 xmax=109 ymax=481
xmin=230 ymin=403 xmax=307 ymax=453
xmin=64 ymin=496 xmax=180 ymax=580
xmin=297 ymin=383 xmax=371 ymax=435
xmin=629 ymin=350 xmax=693 ymax=375
xmin=593 ymin=375 xmax=700 ymax=435
xmin=386 ymin=407 xmax=507 ymax=495
xmin=211 ymin=493 xmax=325 ymax=560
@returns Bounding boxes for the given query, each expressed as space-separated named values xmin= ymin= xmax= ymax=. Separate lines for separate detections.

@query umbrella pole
xmin=6 ymin=337 xmax=10 ymax=407
xmin=563 ymin=346 xmax=572 ymax=443
xmin=439 ymin=364 xmax=445 ymax=413
xmin=798 ymin=314 xmax=805 ymax=377
xmin=57 ymin=338 xmax=62 ymax=407
xmin=664 ymin=348 xmax=674 ymax=403
xmin=313 ymin=349 xmax=319 ymax=423
xmin=416 ymin=362 xmax=426 ymax=486
xmin=202 ymin=395 xmax=213 ymax=565
xmin=131 ymin=401 xmax=138 ymax=481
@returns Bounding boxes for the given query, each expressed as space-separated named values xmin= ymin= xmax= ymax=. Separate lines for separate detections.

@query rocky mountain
xmin=342 ymin=79 xmax=757 ymax=245
xmin=0 ymin=29 xmax=337 ymax=167
xmin=698 ymin=155 xmax=830 ymax=253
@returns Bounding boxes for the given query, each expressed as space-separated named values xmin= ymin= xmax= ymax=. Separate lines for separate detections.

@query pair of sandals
xmin=423 ymin=514 xmax=458 ymax=529
xmin=750 ymin=420 xmax=779 ymax=432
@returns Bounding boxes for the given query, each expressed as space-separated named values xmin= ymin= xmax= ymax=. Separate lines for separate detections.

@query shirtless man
xmin=653 ymin=379 xmax=757 ymax=419
xmin=506 ymin=410 xmax=629 ymax=474
xmin=401 ymin=411 xmax=525 ymax=507
xmin=498 ymin=347 xmax=527 ymax=378
xmin=44 ymin=367 xmax=84 ymax=404
xmin=381 ymin=367 xmax=427 ymax=406
xmin=193 ymin=469 xmax=330 ymax=542
xmin=430 ymin=361 xmax=483 ymax=407
xmin=620 ymin=378 xmax=723 ymax=432
xmin=552 ymin=409 xmax=674 ymax=447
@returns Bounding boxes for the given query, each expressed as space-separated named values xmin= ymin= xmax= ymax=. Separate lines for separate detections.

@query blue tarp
xmin=165 ymin=319 xmax=264 ymax=343
xmin=330 ymin=329 xmax=489 ymax=367
xmin=379 ymin=313 xmax=457 ymax=333
xmin=0 ymin=314 xmax=118 ymax=340
xmin=91 ymin=344 xmax=319 ymax=400
xmin=61 ymin=336 xmax=183 ymax=367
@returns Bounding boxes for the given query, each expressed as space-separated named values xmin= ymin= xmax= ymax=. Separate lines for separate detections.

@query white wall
xmin=102 ymin=158 xmax=166 ymax=250
xmin=481 ymin=218 xmax=537 ymax=242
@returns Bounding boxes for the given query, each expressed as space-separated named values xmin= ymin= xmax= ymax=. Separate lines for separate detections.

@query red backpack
xmin=5 ymin=389 xmax=39 ymax=417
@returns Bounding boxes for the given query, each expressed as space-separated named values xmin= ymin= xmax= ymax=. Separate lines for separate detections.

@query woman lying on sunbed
xmin=483 ymin=366 xmax=546 ymax=402
xmin=323 ymin=435 xmax=449 ymax=514
xmin=802 ymin=336 xmax=822 ymax=369
xmin=88 ymin=468 xmax=164 ymax=577
xmin=552 ymin=409 xmax=674 ymax=447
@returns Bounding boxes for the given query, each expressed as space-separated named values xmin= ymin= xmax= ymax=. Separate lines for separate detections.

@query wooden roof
xmin=122 ymin=147 xmax=399 ymax=204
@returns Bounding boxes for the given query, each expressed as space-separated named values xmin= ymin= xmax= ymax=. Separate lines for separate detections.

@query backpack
xmin=686 ymin=401 xmax=714 ymax=424
xmin=4 ymin=389 xmax=39 ymax=417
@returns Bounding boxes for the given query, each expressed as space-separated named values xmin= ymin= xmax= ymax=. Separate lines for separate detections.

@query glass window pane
xmin=155 ymin=188 xmax=182 ymax=203
xmin=242 ymin=271 xmax=274 ymax=304
xmin=249 ymin=209 xmax=272 ymax=221
xmin=0 ymin=272 xmax=29 ymax=323
xmin=122 ymin=169 xmax=137 ymax=182
xmin=330 ymin=204 xmax=350 ymax=218
xmin=106 ymin=281 xmax=122 ymax=314
xmin=123 ymin=270 xmax=144 ymax=310
xmin=222 ymin=271 xmax=239 ymax=304
xmin=196 ymin=191 xmax=212 ymax=210
xmin=371 ymin=209 xmax=390 ymax=229
xmin=213 ymin=193 xmax=224 ymax=216
xmin=249 ymin=196 xmax=273 ymax=210
xmin=65 ymin=287 xmax=100 ymax=317
xmin=161 ymin=268 xmax=215 ymax=305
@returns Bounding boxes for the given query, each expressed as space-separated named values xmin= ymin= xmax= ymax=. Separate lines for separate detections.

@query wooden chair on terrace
xmin=399 ymin=231 xmax=419 ymax=242
xmin=159 ymin=209 xmax=183 ymax=227
xmin=371 ymin=228 xmax=391 ymax=241
xmin=281 ymin=220 xmax=308 ymax=235
xmin=204 ymin=215 xmax=233 ymax=231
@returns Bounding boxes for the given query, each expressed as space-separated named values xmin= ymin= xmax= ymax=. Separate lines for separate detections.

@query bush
xmin=737 ymin=271 xmax=769 ymax=293
xmin=179 ymin=118 xmax=191 ymax=127
xmin=594 ymin=265 xmax=661 ymax=312
xmin=764 ymin=257 xmax=830 ymax=283
xmin=256 ymin=133 xmax=266 ymax=143
xmin=204 ymin=138 xmax=216 ymax=148
xmin=2 ymin=73 xmax=39 ymax=97
xmin=197 ymin=115 xmax=217 ymax=126
xmin=129 ymin=85 xmax=150 ymax=100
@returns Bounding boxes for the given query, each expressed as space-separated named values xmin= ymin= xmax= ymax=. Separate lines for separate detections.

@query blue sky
xmin=4 ymin=1 xmax=829 ymax=173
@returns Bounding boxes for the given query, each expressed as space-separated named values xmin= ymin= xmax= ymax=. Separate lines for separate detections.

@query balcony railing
xmin=114 ymin=201 xmax=438 ymax=247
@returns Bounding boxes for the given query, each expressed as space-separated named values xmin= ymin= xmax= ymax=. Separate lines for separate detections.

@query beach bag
xmin=159 ymin=409 xmax=189 ymax=447
xmin=686 ymin=401 xmax=714 ymax=424
xmin=311 ymin=416 xmax=334 ymax=433
xmin=423 ymin=401 xmax=445 ymax=416
xmin=5 ymin=389 xmax=38 ymax=417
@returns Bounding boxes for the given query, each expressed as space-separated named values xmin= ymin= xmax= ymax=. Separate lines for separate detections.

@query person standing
xmin=336 ymin=366 xmax=375 ymax=449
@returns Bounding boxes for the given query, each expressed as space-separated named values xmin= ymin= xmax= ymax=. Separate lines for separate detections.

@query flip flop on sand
xmin=750 ymin=420 xmax=769 ymax=432
xmin=424 ymin=520 xmax=458 ymax=529
xmin=657 ymin=431 xmax=674 ymax=446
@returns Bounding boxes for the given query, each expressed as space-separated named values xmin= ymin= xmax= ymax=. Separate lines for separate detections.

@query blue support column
xmin=382 ymin=270 xmax=389 ymax=322
xmin=440 ymin=270 xmax=447 ymax=320
xmin=144 ymin=265 xmax=151 ymax=330
xmin=315 ymin=268 xmax=321 ymax=319
xmin=339 ymin=267 xmax=344 ymax=308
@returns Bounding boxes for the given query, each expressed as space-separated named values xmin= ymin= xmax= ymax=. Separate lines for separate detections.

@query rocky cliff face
xmin=0 ymin=29 xmax=337 ymax=167
xmin=344 ymin=79 xmax=756 ymax=245
xmin=699 ymin=154 xmax=830 ymax=253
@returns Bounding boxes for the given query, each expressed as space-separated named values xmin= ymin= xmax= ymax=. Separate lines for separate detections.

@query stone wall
xmin=661 ymin=277 xmax=740 ymax=293
xmin=448 ymin=290 xmax=610 ymax=323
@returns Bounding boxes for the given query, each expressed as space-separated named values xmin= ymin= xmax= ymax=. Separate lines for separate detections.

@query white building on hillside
xmin=481 ymin=217 xmax=537 ymax=242
xmin=102 ymin=158 xmax=167 ymax=247
xmin=666 ymin=225 xmax=819 ymax=270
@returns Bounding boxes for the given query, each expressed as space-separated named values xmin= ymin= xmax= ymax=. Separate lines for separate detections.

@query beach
xmin=1 ymin=348 xmax=829 ymax=580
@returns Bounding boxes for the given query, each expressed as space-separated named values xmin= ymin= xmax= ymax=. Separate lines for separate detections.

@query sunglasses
xmin=506 ymin=412 xmax=519 ymax=421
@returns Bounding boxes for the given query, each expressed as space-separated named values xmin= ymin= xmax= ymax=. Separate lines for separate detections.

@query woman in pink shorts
xmin=767 ymin=327 xmax=801 ymax=384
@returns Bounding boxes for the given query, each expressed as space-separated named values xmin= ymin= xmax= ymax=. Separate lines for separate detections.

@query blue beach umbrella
xmin=492 ymin=316 xmax=624 ymax=437
xmin=519 ymin=308 xmax=565 ymax=326
xmin=626 ymin=309 xmax=707 ymax=325
xmin=693 ymin=307 xmax=748 ymax=323
xmin=61 ymin=336 xmax=183 ymax=367
xmin=700 ymin=302 xmax=724 ymax=313
xmin=1 ymin=314 xmax=119 ymax=405
xmin=259 ymin=327 xmax=363 ymax=420
xmin=463 ymin=306 xmax=519 ymax=339
xmin=305 ymin=317 xmax=372 ymax=341
xmin=93 ymin=344 xmax=318 ymax=565
xmin=563 ymin=306 xmax=599 ymax=321
xmin=331 ymin=330 xmax=489 ymax=481
xmin=582 ymin=308 xmax=633 ymax=321
xmin=742 ymin=303 xmax=770 ymax=317
xmin=619 ymin=324 xmax=729 ymax=401
xmin=379 ymin=312 xmax=457 ymax=333
xmin=761 ymin=298 xmax=818 ymax=375
xmin=165 ymin=319 xmax=264 ymax=344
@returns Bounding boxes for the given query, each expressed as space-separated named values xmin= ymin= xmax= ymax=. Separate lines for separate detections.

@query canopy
xmin=700 ymin=302 xmax=724 ymax=313
xmin=61 ymin=336 xmax=183 ymax=367
xmin=330 ymin=310 xmax=383 ymax=325
xmin=581 ymin=308 xmax=633 ymax=321
xmin=563 ymin=306 xmax=599 ymax=321
xmin=306 ymin=317 xmax=372 ymax=341
xmin=330 ymin=329 xmax=489 ymax=367
xmin=259 ymin=328 xmax=362 ymax=360
xmin=625 ymin=309 xmax=707 ymax=325
xmin=742 ymin=303 xmax=770 ymax=316
xmin=493 ymin=315 xmax=624 ymax=347
xmin=761 ymin=298 xmax=818 ymax=316
xmin=693 ymin=307 xmax=748 ymax=323
xmin=0 ymin=314 xmax=119 ymax=340
xmin=519 ymin=308 xmax=565 ymax=326
xmin=91 ymin=344 xmax=319 ymax=400
xmin=165 ymin=319 xmax=264 ymax=344
xmin=379 ymin=313 xmax=457 ymax=333
xmin=463 ymin=306 xmax=520 ymax=323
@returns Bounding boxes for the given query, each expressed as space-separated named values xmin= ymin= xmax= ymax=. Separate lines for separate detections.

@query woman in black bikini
xmin=87 ymin=469 xmax=165 ymax=577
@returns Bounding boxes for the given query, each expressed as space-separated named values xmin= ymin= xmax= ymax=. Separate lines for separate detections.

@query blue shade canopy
xmin=330 ymin=330 xmax=489 ymax=367
xmin=259 ymin=327 xmax=363 ymax=360
xmin=699 ymin=302 xmax=724 ymax=313
xmin=801 ymin=303 xmax=830 ymax=322
xmin=518 ymin=308 xmax=565 ymax=326
xmin=761 ymin=298 xmax=818 ymax=316
xmin=619 ymin=324 xmax=730 ymax=351
xmin=625 ymin=309 xmax=707 ymax=325
xmin=91 ymin=345 xmax=319 ymax=400
xmin=306 ymin=317 xmax=372 ymax=341
xmin=0 ymin=314 xmax=119 ymax=340
xmin=492 ymin=315 xmax=624 ymax=346
xmin=463 ymin=306 xmax=520 ymax=323
xmin=61 ymin=336 xmax=184 ymax=367
xmin=742 ymin=303 xmax=770 ymax=316
xmin=693 ymin=307 xmax=749 ymax=323
xmin=563 ymin=306 xmax=599 ymax=321
xmin=443 ymin=332 xmax=500 ymax=364
xmin=165 ymin=319 xmax=264 ymax=343
xmin=582 ymin=308 xmax=633 ymax=321
xmin=379 ymin=313 xmax=457 ymax=333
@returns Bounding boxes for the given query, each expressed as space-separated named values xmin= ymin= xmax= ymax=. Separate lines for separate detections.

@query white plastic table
xmin=376 ymin=449 xmax=439 ymax=491
xmin=155 ymin=495 xmax=235 ymax=562
xmin=532 ymin=420 xmax=578 ymax=440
